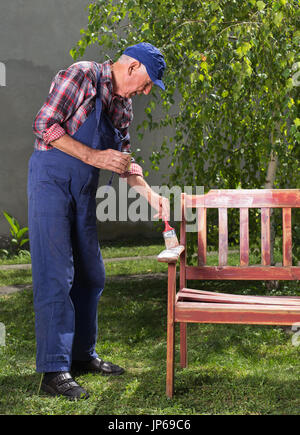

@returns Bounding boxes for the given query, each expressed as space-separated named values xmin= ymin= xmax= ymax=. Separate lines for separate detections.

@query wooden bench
xmin=157 ymin=189 xmax=300 ymax=398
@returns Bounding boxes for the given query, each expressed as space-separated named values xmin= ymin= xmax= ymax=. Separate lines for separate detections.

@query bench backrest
xmin=180 ymin=189 xmax=300 ymax=284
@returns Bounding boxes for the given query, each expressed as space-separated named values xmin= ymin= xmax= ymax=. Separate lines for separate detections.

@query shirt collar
xmin=100 ymin=59 xmax=132 ymax=107
xmin=100 ymin=59 xmax=113 ymax=86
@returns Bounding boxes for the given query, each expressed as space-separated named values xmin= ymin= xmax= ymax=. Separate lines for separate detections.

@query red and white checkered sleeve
xmin=42 ymin=123 xmax=66 ymax=145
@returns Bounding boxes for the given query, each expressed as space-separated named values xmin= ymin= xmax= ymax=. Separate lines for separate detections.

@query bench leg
xmin=180 ymin=323 xmax=187 ymax=368
xmin=166 ymin=263 xmax=176 ymax=398
xmin=166 ymin=312 xmax=175 ymax=398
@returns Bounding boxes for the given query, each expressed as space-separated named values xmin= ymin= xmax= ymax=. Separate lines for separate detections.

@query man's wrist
xmin=126 ymin=175 xmax=153 ymax=200
xmin=84 ymin=147 xmax=96 ymax=166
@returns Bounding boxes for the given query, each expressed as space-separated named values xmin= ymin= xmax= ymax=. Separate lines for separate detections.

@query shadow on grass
xmin=84 ymin=366 xmax=300 ymax=415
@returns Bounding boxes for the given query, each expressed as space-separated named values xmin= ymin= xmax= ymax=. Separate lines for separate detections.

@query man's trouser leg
xmin=28 ymin=150 xmax=104 ymax=372
xmin=70 ymin=179 xmax=105 ymax=361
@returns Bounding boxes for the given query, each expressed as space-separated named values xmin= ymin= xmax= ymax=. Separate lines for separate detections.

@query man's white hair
xmin=118 ymin=54 xmax=147 ymax=73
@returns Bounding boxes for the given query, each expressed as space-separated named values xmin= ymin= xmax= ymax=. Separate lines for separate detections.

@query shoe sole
xmin=71 ymin=367 xmax=125 ymax=376
xmin=100 ymin=367 xmax=125 ymax=376
xmin=41 ymin=383 xmax=89 ymax=401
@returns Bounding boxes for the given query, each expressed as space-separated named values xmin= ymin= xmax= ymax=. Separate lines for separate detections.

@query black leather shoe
xmin=72 ymin=357 xmax=124 ymax=376
xmin=41 ymin=372 xmax=89 ymax=400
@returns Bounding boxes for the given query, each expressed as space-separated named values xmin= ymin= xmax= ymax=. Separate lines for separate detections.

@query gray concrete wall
xmin=0 ymin=0 xmax=173 ymax=245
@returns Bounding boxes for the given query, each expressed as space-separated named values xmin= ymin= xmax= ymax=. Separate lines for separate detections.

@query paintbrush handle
xmin=163 ymin=219 xmax=173 ymax=232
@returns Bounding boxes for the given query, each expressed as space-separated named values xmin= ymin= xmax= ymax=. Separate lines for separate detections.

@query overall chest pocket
xmin=97 ymin=112 xmax=124 ymax=151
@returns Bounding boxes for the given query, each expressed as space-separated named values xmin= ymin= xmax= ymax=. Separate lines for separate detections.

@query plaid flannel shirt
xmin=32 ymin=60 xmax=143 ymax=178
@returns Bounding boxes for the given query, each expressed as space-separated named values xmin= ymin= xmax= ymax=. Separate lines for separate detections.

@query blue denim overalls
xmin=28 ymin=66 xmax=126 ymax=372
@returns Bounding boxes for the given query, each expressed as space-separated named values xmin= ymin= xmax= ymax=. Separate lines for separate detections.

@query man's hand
xmin=148 ymin=191 xmax=170 ymax=220
xmin=88 ymin=149 xmax=131 ymax=174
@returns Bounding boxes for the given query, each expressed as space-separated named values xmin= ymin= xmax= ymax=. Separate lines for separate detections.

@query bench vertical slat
xmin=219 ymin=208 xmax=228 ymax=266
xmin=198 ymin=207 xmax=207 ymax=266
xmin=180 ymin=194 xmax=188 ymax=372
xmin=261 ymin=208 xmax=271 ymax=265
xmin=282 ymin=208 xmax=292 ymax=266
xmin=240 ymin=207 xmax=249 ymax=266
xmin=180 ymin=193 xmax=187 ymax=290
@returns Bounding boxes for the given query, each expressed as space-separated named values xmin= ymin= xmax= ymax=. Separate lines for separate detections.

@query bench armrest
xmin=157 ymin=245 xmax=185 ymax=263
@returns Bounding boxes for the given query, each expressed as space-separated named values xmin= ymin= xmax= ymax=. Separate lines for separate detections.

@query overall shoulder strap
xmin=94 ymin=63 xmax=102 ymax=127
xmin=91 ymin=63 xmax=103 ymax=149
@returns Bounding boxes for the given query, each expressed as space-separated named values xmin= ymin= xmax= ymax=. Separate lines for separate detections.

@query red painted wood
xmin=175 ymin=302 xmax=300 ymax=325
xmin=219 ymin=208 xmax=228 ymax=266
xmin=157 ymin=245 xmax=185 ymax=263
xmin=180 ymin=193 xmax=187 ymax=291
xmin=197 ymin=207 xmax=207 ymax=266
xmin=283 ymin=208 xmax=292 ymax=266
xmin=261 ymin=208 xmax=271 ymax=266
xmin=177 ymin=289 xmax=300 ymax=306
xmin=185 ymin=265 xmax=300 ymax=280
xmin=184 ymin=189 xmax=300 ymax=209
xmin=179 ymin=287 xmax=300 ymax=302
xmin=240 ymin=208 xmax=249 ymax=266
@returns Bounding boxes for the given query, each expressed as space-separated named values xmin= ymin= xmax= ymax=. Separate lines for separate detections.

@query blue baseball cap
xmin=123 ymin=42 xmax=166 ymax=90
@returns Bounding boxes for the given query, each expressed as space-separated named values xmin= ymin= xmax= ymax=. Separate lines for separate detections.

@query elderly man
xmin=28 ymin=42 xmax=168 ymax=400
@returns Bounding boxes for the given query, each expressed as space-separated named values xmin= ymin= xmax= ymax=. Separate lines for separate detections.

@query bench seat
xmin=176 ymin=288 xmax=300 ymax=325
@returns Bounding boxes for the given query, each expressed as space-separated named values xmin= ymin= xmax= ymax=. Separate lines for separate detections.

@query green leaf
xmin=294 ymin=118 xmax=300 ymax=128
xmin=0 ymin=249 xmax=9 ymax=257
xmin=235 ymin=42 xmax=252 ymax=58
xmin=20 ymin=239 xmax=29 ymax=247
xmin=274 ymin=12 xmax=283 ymax=26
xmin=3 ymin=211 xmax=18 ymax=236
xmin=256 ymin=1 xmax=266 ymax=11
xmin=16 ymin=227 xmax=29 ymax=241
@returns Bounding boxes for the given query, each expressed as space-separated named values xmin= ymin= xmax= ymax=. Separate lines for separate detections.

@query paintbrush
xmin=163 ymin=219 xmax=179 ymax=249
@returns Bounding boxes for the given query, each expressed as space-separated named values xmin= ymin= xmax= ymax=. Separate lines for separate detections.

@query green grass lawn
xmin=0 ymin=240 xmax=163 ymax=265
xmin=0 ymin=243 xmax=300 ymax=415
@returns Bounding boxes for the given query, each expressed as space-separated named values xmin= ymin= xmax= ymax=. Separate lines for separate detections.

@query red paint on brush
xmin=163 ymin=219 xmax=174 ymax=233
